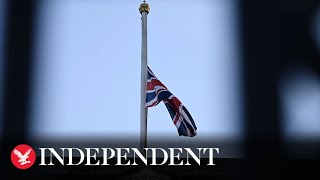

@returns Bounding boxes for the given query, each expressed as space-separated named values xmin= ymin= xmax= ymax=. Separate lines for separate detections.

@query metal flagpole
xmin=139 ymin=0 xmax=150 ymax=156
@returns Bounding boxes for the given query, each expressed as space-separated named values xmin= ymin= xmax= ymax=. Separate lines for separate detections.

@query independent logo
xmin=9 ymin=145 xmax=219 ymax=167
xmin=11 ymin=144 xmax=36 ymax=169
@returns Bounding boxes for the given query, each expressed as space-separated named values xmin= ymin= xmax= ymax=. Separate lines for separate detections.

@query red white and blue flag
xmin=146 ymin=66 xmax=197 ymax=137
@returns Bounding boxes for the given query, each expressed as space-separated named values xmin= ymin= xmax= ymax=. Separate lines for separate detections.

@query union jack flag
xmin=146 ymin=66 xmax=197 ymax=137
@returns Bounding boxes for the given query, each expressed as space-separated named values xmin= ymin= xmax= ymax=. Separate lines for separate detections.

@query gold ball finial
xmin=139 ymin=0 xmax=150 ymax=14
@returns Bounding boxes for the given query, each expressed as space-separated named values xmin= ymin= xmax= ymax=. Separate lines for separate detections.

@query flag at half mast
xmin=146 ymin=66 xmax=197 ymax=137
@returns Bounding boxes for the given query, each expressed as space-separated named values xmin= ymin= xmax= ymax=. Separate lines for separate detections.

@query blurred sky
xmin=30 ymin=0 xmax=243 ymax=144
xmin=280 ymin=66 xmax=320 ymax=139
xmin=0 ymin=0 xmax=319 ymax=146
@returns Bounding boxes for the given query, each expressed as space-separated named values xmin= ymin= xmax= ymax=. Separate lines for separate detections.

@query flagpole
xmin=139 ymin=0 xmax=150 ymax=156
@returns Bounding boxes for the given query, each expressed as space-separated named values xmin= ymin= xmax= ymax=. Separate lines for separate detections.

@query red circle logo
xmin=11 ymin=144 xmax=36 ymax=170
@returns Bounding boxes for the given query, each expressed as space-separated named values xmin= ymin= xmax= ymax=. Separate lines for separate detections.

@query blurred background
xmin=0 ymin=0 xmax=319 ymax=178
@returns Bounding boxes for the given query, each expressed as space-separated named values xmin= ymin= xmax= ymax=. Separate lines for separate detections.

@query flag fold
xmin=146 ymin=66 xmax=197 ymax=137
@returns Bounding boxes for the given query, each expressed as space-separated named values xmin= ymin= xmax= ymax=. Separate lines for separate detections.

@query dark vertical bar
xmin=0 ymin=0 xmax=36 ymax=175
xmin=240 ymin=0 xmax=282 ymax=178
xmin=240 ymin=0 xmax=319 ymax=178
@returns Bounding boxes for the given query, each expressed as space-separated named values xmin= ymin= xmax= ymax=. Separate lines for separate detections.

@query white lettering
xmin=115 ymin=148 xmax=130 ymax=166
xmin=146 ymin=148 xmax=168 ymax=166
xmin=101 ymin=148 xmax=115 ymax=165
xmin=185 ymin=148 xmax=202 ymax=165
xmin=203 ymin=148 xmax=219 ymax=166
xmin=131 ymin=148 xmax=147 ymax=165
xmin=168 ymin=148 xmax=183 ymax=165
xmin=65 ymin=148 xmax=85 ymax=165
xmin=85 ymin=148 xmax=99 ymax=166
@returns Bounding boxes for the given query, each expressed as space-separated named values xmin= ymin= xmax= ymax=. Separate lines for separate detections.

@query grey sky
xmin=30 ymin=0 xmax=243 ymax=144
xmin=0 ymin=0 xmax=319 ymax=152
xmin=280 ymin=67 xmax=320 ymax=139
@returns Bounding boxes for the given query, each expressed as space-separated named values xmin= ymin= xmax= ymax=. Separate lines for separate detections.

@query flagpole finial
xmin=139 ymin=0 xmax=150 ymax=14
